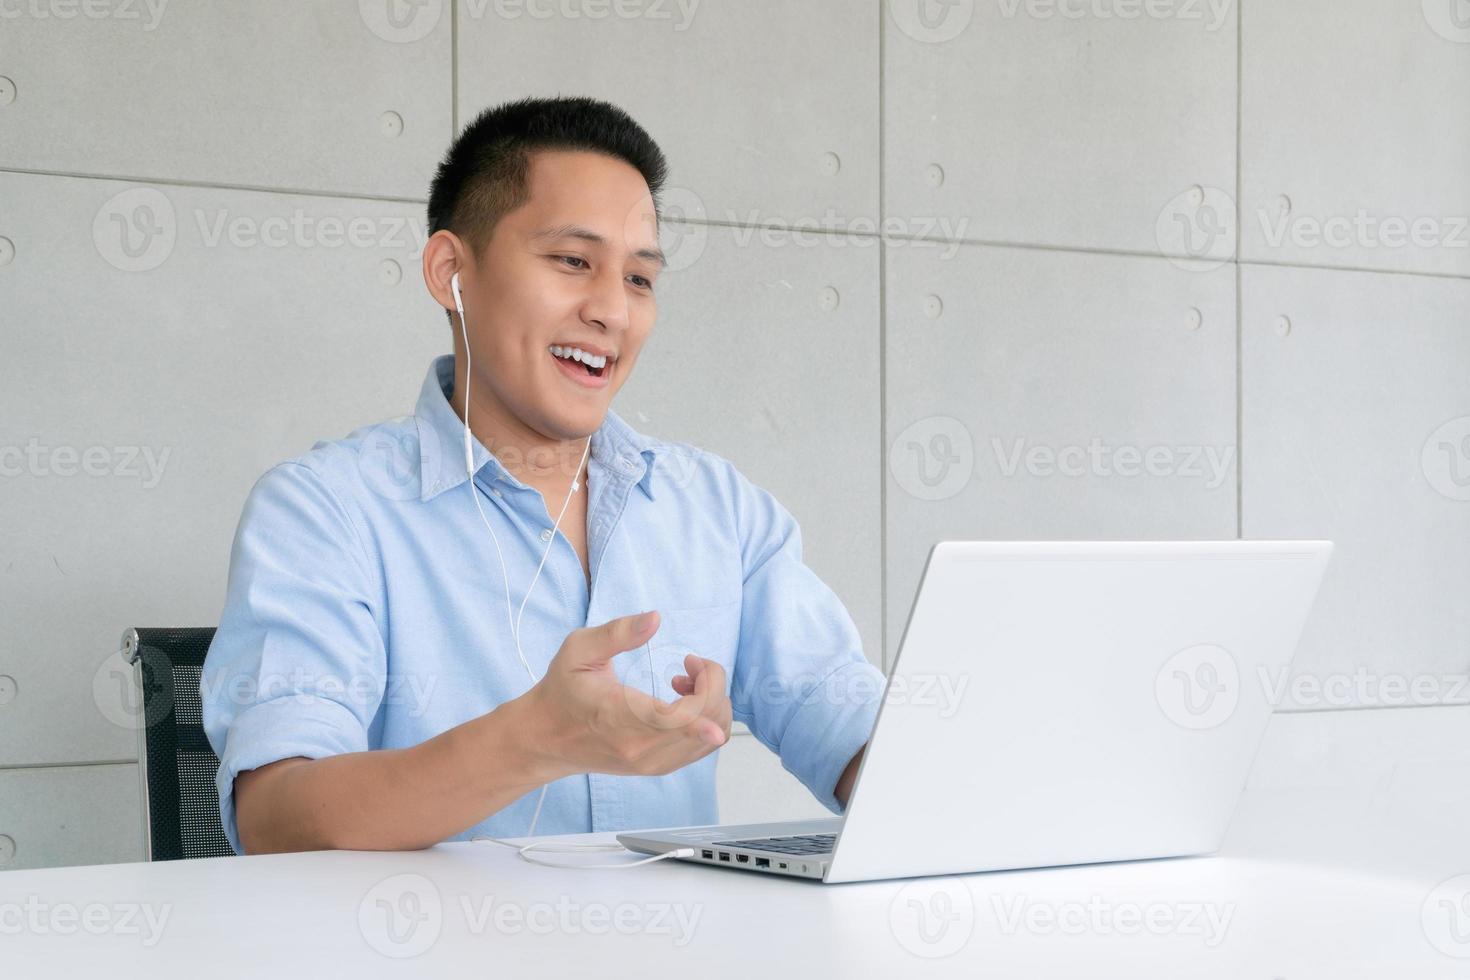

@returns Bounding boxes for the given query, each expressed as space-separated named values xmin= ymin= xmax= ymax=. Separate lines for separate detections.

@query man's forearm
xmin=236 ymin=693 xmax=568 ymax=854
xmin=834 ymin=743 xmax=867 ymax=809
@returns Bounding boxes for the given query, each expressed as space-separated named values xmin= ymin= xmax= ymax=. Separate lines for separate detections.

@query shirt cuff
xmin=212 ymin=694 xmax=371 ymax=854
xmin=776 ymin=660 xmax=885 ymax=815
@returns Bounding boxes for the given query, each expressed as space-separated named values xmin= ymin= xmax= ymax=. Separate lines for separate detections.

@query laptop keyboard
xmin=709 ymin=832 xmax=838 ymax=855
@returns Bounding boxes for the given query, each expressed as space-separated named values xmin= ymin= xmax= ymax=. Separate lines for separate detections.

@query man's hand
xmin=518 ymin=610 xmax=732 ymax=781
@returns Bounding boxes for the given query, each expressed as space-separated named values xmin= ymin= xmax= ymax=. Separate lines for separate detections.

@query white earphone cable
xmin=450 ymin=272 xmax=670 ymax=870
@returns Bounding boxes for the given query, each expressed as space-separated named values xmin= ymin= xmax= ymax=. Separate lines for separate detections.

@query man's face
xmin=458 ymin=149 xmax=663 ymax=445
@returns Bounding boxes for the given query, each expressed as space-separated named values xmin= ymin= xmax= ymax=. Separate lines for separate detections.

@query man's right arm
xmin=231 ymin=610 xmax=733 ymax=854
xmin=234 ymin=691 xmax=553 ymax=853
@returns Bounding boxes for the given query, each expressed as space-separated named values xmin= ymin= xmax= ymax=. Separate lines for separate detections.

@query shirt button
xmin=540 ymin=528 xmax=553 ymax=542
xmin=491 ymin=487 xmax=502 ymax=497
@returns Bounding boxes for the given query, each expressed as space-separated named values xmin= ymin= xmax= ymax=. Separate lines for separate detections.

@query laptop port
xmin=755 ymin=857 xmax=770 ymax=868
xmin=701 ymin=850 xmax=713 ymax=860
xmin=736 ymin=854 xmax=749 ymax=864
xmin=718 ymin=852 xmax=731 ymax=862
xmin=778 ymin=862 xmax=787 ymax=869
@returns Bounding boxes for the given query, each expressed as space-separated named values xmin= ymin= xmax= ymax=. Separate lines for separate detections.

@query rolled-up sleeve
xmin=725 ymin=467 xmax=885 ymax=815
xmin=201 ymin=461 xmax=385 ymax=854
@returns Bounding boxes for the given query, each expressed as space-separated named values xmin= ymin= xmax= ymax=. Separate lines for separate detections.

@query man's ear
xmin=422 ymin=228 xmax=469 ymax=319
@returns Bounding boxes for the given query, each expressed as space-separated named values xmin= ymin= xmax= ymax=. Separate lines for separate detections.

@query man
xmin=201 ymin=95 xmax=883 ymax=855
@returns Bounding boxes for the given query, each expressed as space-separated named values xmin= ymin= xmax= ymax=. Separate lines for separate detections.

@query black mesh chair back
xmin=122 ymin=627 xmax=236 ymax=860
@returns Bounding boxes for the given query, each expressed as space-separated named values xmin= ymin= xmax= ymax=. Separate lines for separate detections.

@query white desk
xmin=1 ymin=830 xmax=1462 ymax=978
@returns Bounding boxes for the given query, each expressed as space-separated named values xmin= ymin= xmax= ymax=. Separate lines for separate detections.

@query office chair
xmin=122 ymin=627 xmax=236 ymax=860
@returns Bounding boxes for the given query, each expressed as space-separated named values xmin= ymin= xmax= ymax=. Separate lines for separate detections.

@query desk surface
xmin=0 ymin=831 xmax=1461 ymax=978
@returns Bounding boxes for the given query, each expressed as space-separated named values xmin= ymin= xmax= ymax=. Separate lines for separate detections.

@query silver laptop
xmin=619 ymin=539 xmax=1332 ymax=883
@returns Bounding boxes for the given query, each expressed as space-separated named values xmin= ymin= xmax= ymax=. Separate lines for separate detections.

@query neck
xmin=449 ymin=355 xmax=591 ymax=494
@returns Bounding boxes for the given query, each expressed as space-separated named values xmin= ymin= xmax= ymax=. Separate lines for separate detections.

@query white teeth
xmin=550 ymin=345 xmax=608 ymax=369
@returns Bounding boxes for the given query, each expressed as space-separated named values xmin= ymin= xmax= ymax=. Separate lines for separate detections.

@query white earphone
xmin=451 ymin=271 xmax=689 ymax=869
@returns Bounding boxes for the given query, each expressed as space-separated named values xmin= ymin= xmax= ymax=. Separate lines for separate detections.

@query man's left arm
xmin=834 ymin=745 xmax=866 ymax=808
xmin=723 ymin=465 xmax=885 ymax=814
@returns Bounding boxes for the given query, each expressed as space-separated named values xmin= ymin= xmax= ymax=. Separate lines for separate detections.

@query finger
xmin=692 ymin=655 xmax=726 ymax=702
xmin=687 ymin=657 xmax=729 ymax=745
xmin=565 ymin=611 xmax=659 ymax=671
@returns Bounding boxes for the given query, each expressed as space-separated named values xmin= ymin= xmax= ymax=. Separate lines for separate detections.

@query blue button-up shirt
xmin=202 ymin=354 xmax=884 ymax=853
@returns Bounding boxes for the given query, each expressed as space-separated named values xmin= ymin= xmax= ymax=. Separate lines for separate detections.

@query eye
xmin=628 ymin=274 xmax=654 ymax=291
xmin=556 ymin=255 xmax=589 ymax=270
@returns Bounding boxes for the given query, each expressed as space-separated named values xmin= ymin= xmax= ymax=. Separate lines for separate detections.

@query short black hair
xmin=427 ymin=94 xmax=669 ymax=263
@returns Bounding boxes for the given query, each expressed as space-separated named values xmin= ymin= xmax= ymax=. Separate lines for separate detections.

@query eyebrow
xmin=530 ymin=223 xmax=667 ymax=269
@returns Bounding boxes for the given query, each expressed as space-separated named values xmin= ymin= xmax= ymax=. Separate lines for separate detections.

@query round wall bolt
xmin=820 ymin=152 xmax=841 ymax=176
xmin=0 ymin=835 xmax=14 ymax=865
xmin=923 ymin=294 xmax=944 ymax=319
xmin=818 ymin=286 xmax=840 ymax=311
xmin=0 ymin=237 xmax=14 ymax=267
xmin=0 ymin=76 xmax=15 ymax=106
xmin=1188 ymin=184 xmax=1205 ymax=207
xmin=379 ymin=258 xmax=402 ymax=285
xmin=0 ymin=674 xmax=15 ymax=705
xmin=1274 ymin=315 xmax=1292 ymax=337
xmin=1277 ymin=194 xmax=1292 ymax=215
xmin=378 ymin=110 xmax=404 ymax=138
xmin=1186 ymin=307 xmax=1203 ymax=331
xmin=925 ymin=163 xmax=945 ymax=189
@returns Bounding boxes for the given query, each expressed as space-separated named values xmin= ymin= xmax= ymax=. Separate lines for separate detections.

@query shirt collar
xmin=413 ymin=354 xmax=667 ymax=503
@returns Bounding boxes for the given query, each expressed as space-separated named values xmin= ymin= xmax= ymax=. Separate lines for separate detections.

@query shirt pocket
xmin=619 ymin=598 xmax=741 ymax=702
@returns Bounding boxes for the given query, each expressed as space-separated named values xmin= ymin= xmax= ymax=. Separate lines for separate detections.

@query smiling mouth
xmin=549 ymin=347 xmax=613 ymax=379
